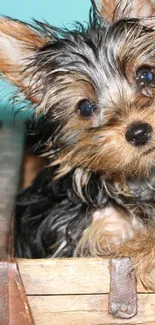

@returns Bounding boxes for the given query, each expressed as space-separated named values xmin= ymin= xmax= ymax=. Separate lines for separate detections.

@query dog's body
xmin=0 ymin=0 xmax=155 ymax=289
xmin=15 ymin=163 xmax=155 ymax=259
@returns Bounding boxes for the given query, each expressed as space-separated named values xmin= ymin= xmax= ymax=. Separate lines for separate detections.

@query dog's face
xmin=0 ymin=0 xmax=155 ymax=180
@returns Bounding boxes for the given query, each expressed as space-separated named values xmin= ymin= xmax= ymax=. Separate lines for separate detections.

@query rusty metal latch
xmin=109 ymin=257 xmax=137 ymax=319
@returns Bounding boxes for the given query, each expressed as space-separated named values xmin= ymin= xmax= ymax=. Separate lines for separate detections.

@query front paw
xmin=75 ymin=205 xmax=144 ymax=257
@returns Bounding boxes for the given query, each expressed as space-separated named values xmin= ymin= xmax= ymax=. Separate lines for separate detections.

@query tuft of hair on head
xmin=0 ymin=14 xmax=101 ymax=113
xmin=91 ymin=0 xmax=155 ymax=23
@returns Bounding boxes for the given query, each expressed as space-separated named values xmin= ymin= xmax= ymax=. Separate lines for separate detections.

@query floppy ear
xmin=92 ymin=0 xmax=155 ymax=23
xmin=0 ymin=18 xmax=49 ymax=103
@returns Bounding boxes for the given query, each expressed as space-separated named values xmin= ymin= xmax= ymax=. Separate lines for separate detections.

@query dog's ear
xmin=92 ymin=0 xmax=155 ymax=23
xmin=0 ymin=18 xmax=49 ymax=103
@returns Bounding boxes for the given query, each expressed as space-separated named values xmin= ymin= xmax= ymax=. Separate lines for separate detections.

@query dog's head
xmin=0 ymin=0 xmax=155 ymax=180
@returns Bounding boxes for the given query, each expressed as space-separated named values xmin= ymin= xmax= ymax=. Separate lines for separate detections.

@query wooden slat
xmin=9 ymin=260 xmax=34 ymax=325
xmin=0 ymin=261 xmax=9 ymax=325
xmin=17 ymin=258 xmax=150 ymax=295
xmin=0 ymin=124 xmax=34 ymax=325
xmin=28 ymin=294 xmax=155 ymax=325
xmin=0 ymin=124 xmax=24 ymax=258
xmin=0 ymin=124 xmax=25 ymax=324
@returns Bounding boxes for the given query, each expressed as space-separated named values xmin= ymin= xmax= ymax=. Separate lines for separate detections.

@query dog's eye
xmin=136 ymin=66 xmax=154 ymax=86
xmin=77 ymin=100 xmax=97 ymax=117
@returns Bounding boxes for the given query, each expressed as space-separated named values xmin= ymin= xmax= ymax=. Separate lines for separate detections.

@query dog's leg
xmin=117 ymin=227 xmax=155 ymax=291
xmin=75 ymin=205 xmax=144 ymax=256
xmin=76 ymin=204 xmax=155 ymax=290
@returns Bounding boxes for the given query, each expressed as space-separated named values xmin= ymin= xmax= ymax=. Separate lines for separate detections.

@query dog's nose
xmin=125 ymin=122 xmax=152 ymax=146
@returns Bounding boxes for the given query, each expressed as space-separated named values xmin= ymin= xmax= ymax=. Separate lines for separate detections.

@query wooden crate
xmin=17 ymin=257 xmax=155 ymax=325
xmin=0 ymin=123 xmax=155 ymax=325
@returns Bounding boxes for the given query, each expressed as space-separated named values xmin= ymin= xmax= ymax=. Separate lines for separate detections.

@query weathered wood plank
xmin=17 ymin=258 xmax=151 ymax=294
xmin=0 ymin=124 xmax=24 ymax=258
xmin=28 ymin=294 xmax=155 ymax=325
xmin=0 ymin=124 xmax=26 ymax=324
xmin=0 ymin=124 xmax=34 ymax=324
xmin=9 ymin=260 xmax=35 ymax=325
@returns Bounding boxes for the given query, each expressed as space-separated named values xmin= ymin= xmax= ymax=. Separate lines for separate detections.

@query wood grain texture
xmin=0 ymin=262 xmax=9 ymax=325
xmin=28 ymin=294 xmax=155 ymax=325
xmin=17 ymin=258 xmax=151 ymax=295
xmin=0 ymin=124 xmax=34 ymax=324
xmin=0 ymin=125 xmax=24 ymax=258
xmin=9 ymin=260 xmax=34 ymax=325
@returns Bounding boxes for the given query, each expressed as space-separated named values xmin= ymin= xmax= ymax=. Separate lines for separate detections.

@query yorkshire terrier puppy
xmin=0 ymin=0 xmax=155 ymax=290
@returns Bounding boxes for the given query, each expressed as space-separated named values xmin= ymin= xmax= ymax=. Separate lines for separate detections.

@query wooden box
xmin=1 ymin=123 xmax=155 ymax=325
xmin=17 ymin=257 xmax=155 ymax=325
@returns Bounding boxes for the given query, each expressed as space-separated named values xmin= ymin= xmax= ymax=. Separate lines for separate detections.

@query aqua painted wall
xmin=1 ymin=0 xmax=90 ymax=26
xmin=0 ymin=0 xmax=91 ymax=120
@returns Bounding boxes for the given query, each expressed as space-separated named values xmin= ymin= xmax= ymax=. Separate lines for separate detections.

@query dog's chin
xmin=56 ymin=155 xmax=153 ymax=182
xmin=106 ymin=150 xmax=155 ymax=181
xmin=97 ymin=160 xmax=154 ymax=182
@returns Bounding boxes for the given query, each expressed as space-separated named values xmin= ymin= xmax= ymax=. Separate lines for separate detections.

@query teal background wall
xmin=1 ymin=0 xmax=90 ymax=27
xmin=0 ymin=0 xmax=91 ymax=121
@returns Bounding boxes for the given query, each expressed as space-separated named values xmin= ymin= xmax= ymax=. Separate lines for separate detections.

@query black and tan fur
xmin=0 ymin=0 xmax=155 ymax=290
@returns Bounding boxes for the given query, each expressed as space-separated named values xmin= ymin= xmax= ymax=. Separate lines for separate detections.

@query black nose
xmin=125 ymin=122 xmax=152 ymax=146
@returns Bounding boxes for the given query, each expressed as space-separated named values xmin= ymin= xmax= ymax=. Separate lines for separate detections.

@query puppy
xmin=0 ymin=0 xmax=155 ymax=290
